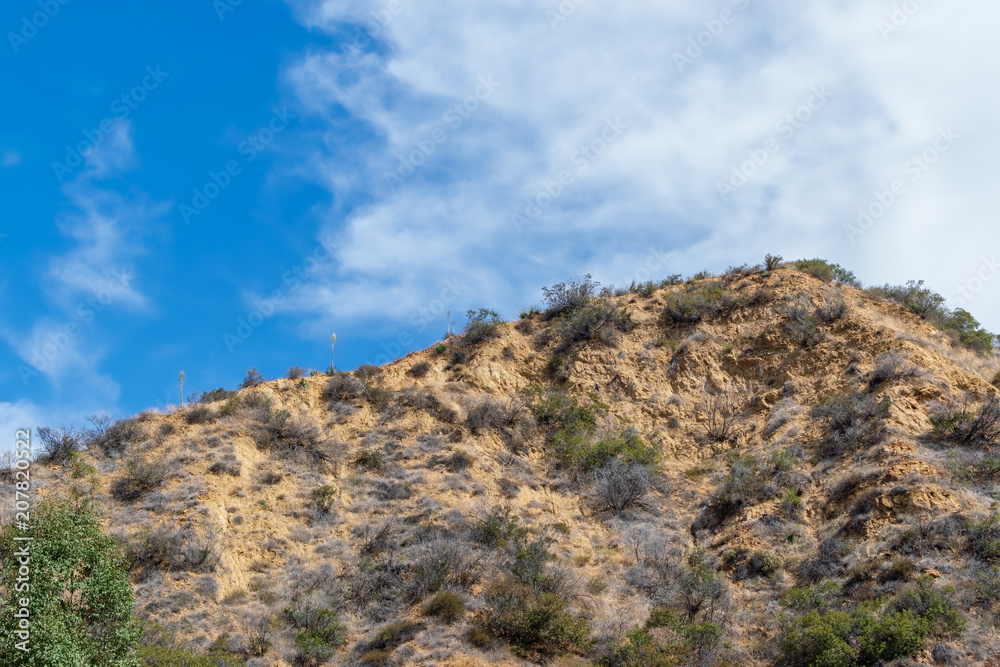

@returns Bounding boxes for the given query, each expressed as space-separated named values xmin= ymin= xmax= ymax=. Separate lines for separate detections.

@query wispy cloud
xmin=46 ymin=122 xmax=165 ymax=310
xmin=4 ymin=120 xmax=166 ymax=410
xmin=1 ymin=150 xmax=20 ymax=167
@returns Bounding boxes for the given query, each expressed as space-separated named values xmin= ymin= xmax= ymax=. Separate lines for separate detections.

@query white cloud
xmin=1 ymin=150 xmax=20 ymax=167
xmin=279 ymin=0 xmax=1000 ymax=332
xmin=46 ymin=122 xmax=164 ymax=310
xmin=0 ymin=401 xmax=47 ymax=457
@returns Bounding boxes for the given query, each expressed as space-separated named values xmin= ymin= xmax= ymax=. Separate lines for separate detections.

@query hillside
xmin=10 ymin=259 xmax=1000 ymax=667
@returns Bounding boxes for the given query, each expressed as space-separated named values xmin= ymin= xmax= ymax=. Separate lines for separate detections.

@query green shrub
xmin=602 ymin=626 xmax=691 ymax=667
xmin=794 ymin=258 xmax=859 ymax=285
xmin=891 ymin=578 xmax=965 ymax=635
xmin=463 ymin=308 xmax=505 ymax=344
xmin=309 ymin=484 xmax=337 ymax=512
xmin=366 ymin=620 xmax=424 ymax=651
xmin=765 ymin=254 xmax=783 ymax=271
xmin=479 ymin=580 xmax=591 ymax=657
xmin=422 ymin=591 xmax=466 ymax=623
xmin=638 ymin=607 xmax=724 ymax=660
xmin=283 ymin=600 xmax=346 ymax=666
xmin=472 ymin=505 xmax=527 ymax=549
xmin=662 ymin=282 xmax=734 ymax=324
xmin=137 ymin=644 xmax=243 ymax=667
xmin=136 ymin=627 xmax=244 ymax=667
xmin=747 ymin=551 xmax=782 ymax=578
xmin=525 ymin=388 xmax=606 ymax=433
xmin=781 ymin=488 xmax=803 ymax=515
xmin=856 ymin=609 xmax=929 ymax=665
xmin=295 ymin=631 xmax=337 ymax=665
xmin=198 ymin=387 xmax=236 ymax=403
xmin=780 ymin=609 xmax=857 ymax=667
xmin=779 ymin=580 xmax=964 ymax=667
xmin=559 ymin=427 xmax=659 ymax=473
xmin=526 ymin=388 xmax=656 ymax=472
xmin=551 ymin=522 xmax=571 ymax=535
xmin=353 ymin=447 xmax=384 ymax=471
xmin=541 ymin=274 xmax=600 ymax=319
xmin=945 ymin=309 xmax=996 ymax=354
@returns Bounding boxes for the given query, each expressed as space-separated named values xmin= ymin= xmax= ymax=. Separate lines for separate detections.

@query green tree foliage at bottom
xmin=0 ymin=496 xmax=142 ymax=666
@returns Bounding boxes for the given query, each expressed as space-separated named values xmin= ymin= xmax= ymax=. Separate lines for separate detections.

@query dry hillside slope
xmin=19 ymin=263 xmax=1000 ymax=666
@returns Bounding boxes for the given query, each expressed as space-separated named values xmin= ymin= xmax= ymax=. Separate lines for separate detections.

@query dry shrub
xmin=112 ymin=456 xmax=167 ymax=502
xmin=322 ymin=373 xmax=365 ymax=402
xmin=931 ymin=395 xmax=1000 ymax=449
xmin=408 ymin=361 xmax=431 ymax=378
xmin=812 ymin=393 xmax=891 ymax=457
xmin=697 ymin=387 xmax=747 ymax=443
xmin=591 ymin=459 xmax=652 ymax=512
xmin=129 ymin=525 xmax=220 ymax=574
xmin=184 ymin=405 xmax=217 ymax=425
xmin=87 ymin=415 xmax=144 ymax=458
xmin=36 ymin=426 xmax=81 ymax=464
xmin=868 ymin=351 xmax=924 ymax=391
xmin=465 ymin=395 xmax=534 ymax=452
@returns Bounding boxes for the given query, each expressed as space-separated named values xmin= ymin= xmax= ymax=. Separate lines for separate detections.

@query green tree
xmin=1 ymin=496 xmax=141 ymax=666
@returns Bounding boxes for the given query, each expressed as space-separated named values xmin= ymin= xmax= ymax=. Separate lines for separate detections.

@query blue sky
xmin=2 ymin=0 xmax=999 ymax=444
